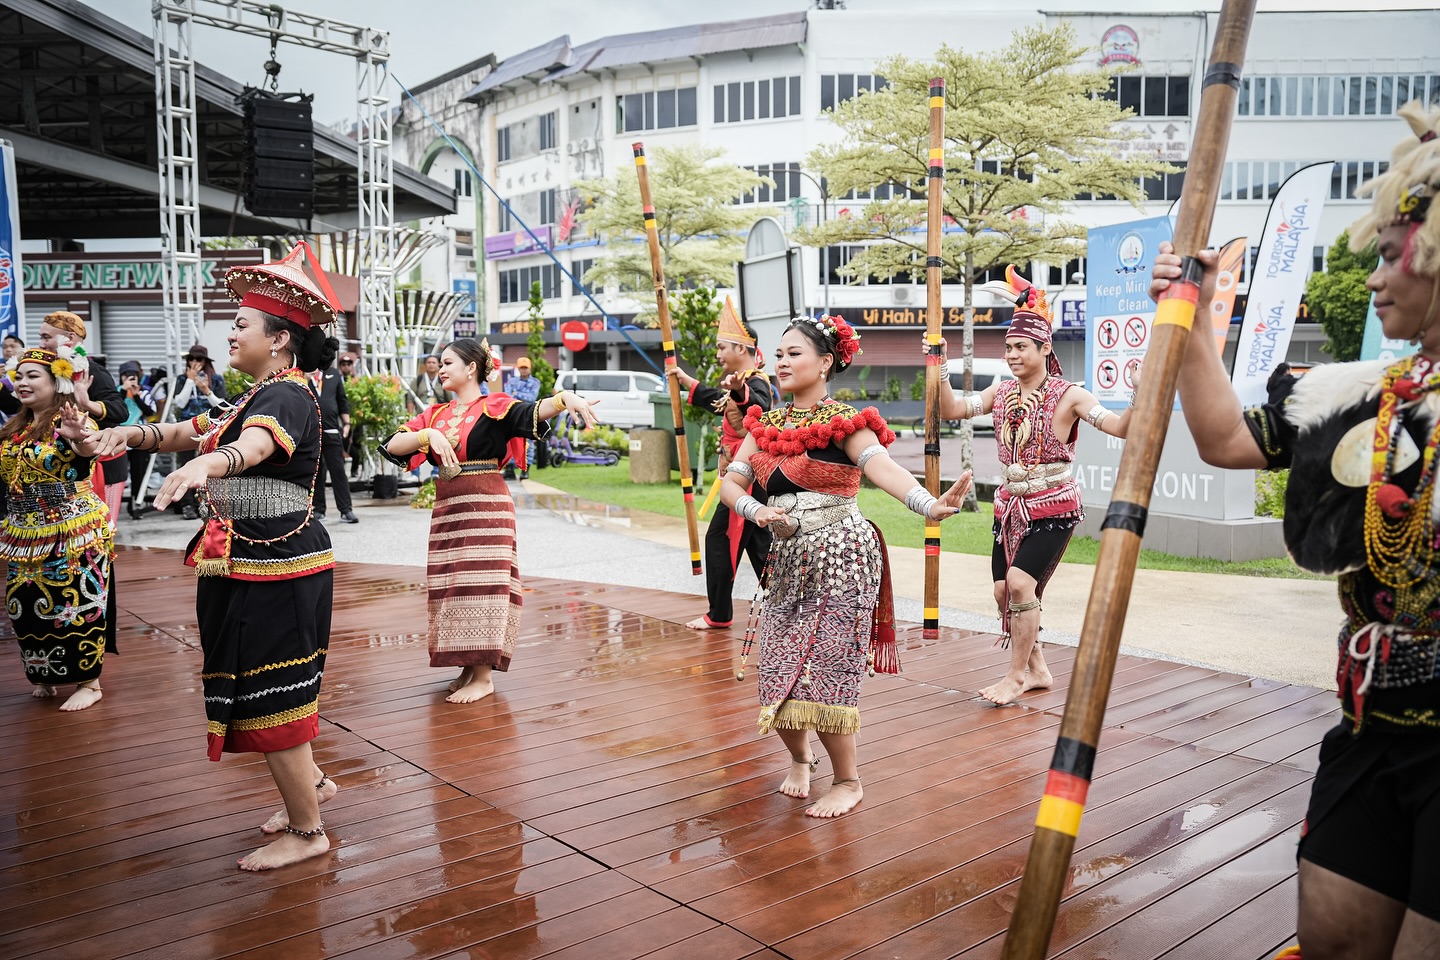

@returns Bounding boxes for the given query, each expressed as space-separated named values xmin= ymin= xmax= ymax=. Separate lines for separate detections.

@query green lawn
xmin=530 ymin=464 xmax=1324 ymax=580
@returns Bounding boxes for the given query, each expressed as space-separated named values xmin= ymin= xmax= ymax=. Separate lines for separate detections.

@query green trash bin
xmin=647 ymin=392 xmax=718 ymax=475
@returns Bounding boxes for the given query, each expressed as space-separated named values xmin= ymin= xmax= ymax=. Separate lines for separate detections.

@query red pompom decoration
xmin=1392 ymin=379 xmax=1423 ymax=402
xmin=1376 ymin=482 xmax=1413 ymax=519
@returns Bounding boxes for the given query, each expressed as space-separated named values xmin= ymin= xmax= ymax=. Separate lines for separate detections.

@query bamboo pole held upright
xmin=633 ymin=143 xmax=703 ymax=576
xmin=999 ymin=2 xmax=1257 ymax=956
xmin=922 ymin=77 xmax=946 ymax=641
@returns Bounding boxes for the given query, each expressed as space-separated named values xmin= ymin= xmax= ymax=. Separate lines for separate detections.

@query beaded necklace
xmin=998 ymin=376 xmax=1049 ymax=463
xmin=782 ymin=396 xmax=833 ymax=428
xmin=1364 ymin=354 xmax=1440 ymax=595
xmin=201 ymin=367 xmax=322 ymax=547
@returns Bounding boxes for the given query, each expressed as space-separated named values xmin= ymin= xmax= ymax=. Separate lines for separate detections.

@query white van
xmin=948 ymin=357 xmax=1015 ymax=430
xmin=554 ymin=369 xmax=667 ymax=430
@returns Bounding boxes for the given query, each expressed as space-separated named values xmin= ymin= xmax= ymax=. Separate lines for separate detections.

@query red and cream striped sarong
xmin=426 ymin=471 xmax=521 ymax=670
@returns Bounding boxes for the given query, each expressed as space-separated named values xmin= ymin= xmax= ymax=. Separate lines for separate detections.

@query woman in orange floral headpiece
xmin=0 ymin=348 xmax=113 ymax=711
xmin=720 ymin=314 xmax=971 ymax=819
xmin=90 ymin=241 xmax=342 ymax=872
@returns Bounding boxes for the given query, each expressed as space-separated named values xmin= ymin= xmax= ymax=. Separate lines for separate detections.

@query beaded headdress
xmin=1350 ymin=100 xmax=1440 ymax=278
xmin=980 ymin=264 xmax=1061 ymax=376
xmin=224 ymin=241 xmax=341 ymax=328
xmin=14 ymin=346 xmax=85 ymax=395
xmin=787 ymin=313 xmax=861 ymax=370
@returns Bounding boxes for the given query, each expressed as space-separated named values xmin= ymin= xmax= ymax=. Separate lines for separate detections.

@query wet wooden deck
xmin=0 ymin=546 xmax=1328 ymax=959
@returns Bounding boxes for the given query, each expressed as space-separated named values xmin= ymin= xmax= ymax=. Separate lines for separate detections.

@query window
xmin=453 ymin=167 xmax=473 ymax=198
xmin=737 ymin=163 xmax=805 ymax=203
xmin=1045 ymin=259 xmax=1087 ymax=287
xmin=619 ymin=87 xmax=698 ymax=133
xmin=496 ymin=126 xmax=511 ymax=163
xmin=498 ymin=263 xmax=562 ymax=303
xmin=714 ymin=76 xmax=803 ymax=123
xmin=539 ymin=111 xmax=558 ymax=152
xmin=1239 ymin=73 xmax=1439 ymax=118
xmin=539 ymin=189 xmax=557 ymax=226
xmin=1220 ymin=159 xmax=1389 ymax=201
xmin=819 ymin=73 xmax=887 ymax=112
xmin=1098 ymin=75 xmax=1190 ymax=117
xmin=498 ymin=202 xmax=514 ymax=233
xmin=570 ymin=258 xmax=595 ymax=297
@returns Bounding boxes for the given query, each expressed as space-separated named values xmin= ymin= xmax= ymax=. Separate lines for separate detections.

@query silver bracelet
xmin=735 ymin=495 xmax=763 ymax=522
xmin=726 ymin=461 xmax=754 ymax=482
xmin=1085 ymin=403 xmax=1110 ymax=429
xmin=904 ymin=485 xmax=938 ymax=518
xmin=966 ymin=394 xmax=984 ymax=419
xmin=938 ymin=359 xmax=950 ymax=380
xmin=855 ymin=443 xmax=886 ymax=471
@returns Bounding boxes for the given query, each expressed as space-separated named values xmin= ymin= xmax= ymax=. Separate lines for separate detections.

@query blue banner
xmin=1359 ymin=292 xmax=1416 ymax=363
xmin=0 ymin=141 xmax=23 ymax=341
xmin=1085 ymin=216 xmax=1173 ymax=409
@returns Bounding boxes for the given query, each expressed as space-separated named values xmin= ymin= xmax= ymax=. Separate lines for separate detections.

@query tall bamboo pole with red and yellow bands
xmin=921 ymin=77 xmax=945 ymax=641
xmin=999 ymin=2 xmax=1256 ymax=956
xmin=633 ymin=142 xmax=702 ymax=575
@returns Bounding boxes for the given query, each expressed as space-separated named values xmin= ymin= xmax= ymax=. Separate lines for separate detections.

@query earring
xmin=270 ymin=347 xmax=278 ymax=358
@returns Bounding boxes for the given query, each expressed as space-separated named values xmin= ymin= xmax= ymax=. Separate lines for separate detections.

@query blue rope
xmin=391 ymin=74 xmax=663 ymax=375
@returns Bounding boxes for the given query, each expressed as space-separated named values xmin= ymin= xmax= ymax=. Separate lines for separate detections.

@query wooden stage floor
xmin=0 ymin=546 xmax=1329 ymax=959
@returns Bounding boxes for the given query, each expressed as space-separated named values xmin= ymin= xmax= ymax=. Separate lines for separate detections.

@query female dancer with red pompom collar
xmin=720 ymin=314 xmax=972 ymax=818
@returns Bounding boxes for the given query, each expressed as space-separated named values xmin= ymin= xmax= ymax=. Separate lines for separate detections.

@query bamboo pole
xmin=999 ymin=3 xmax=1257 ymax=956
xmin=922 ymin=77 xmax=946 ymax=641
xmin=633 ymin=143 xmax=703 ymax=576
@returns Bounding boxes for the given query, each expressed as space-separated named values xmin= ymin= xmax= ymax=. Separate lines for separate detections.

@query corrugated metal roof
xmin=464 ymin=11 xmax=807 ymax=100
xmin=467 ymin=34 xmax=573 ymax=96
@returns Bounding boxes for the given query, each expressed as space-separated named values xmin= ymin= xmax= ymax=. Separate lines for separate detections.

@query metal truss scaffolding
xmin=151 ymin=0 xmax=398 ymax=372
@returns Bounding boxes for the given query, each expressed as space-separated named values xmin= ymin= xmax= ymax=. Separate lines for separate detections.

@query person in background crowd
xmin=308 ymin=358 xmax=357 ymax=524
xmin=502 ymin=356 xmax=541 ymax=480
xmin=412 ymin=354 xmax=449 ymax=411
xmin=3 ymin=334 xmax=23 ymax=364
xmin=170 ymin=344 xmax=228 ymax=520
xmin=118 ymin=360 xmax=155 ymax=520
xmin=338 ymin=352 xmax=363 ymax=479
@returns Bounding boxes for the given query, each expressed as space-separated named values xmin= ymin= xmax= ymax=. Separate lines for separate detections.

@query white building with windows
xmin=398 ymin=4 xmax=1440 ymax=382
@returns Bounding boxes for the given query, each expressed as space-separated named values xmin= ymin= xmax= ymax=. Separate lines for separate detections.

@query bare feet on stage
xmin=446 ymin=665 xmax=495 ymax=703
xmin=238 ymin=830 xmax=331 ymax=871
xmin=31 ymin=684 xmax=57 ymax=699
xmin=685 ymin=616 xmax=728 ymax=630
xmin=979 ymin=646 xmax=1053 ymax=705
xmin=780 ymin=753 xmax=818 ymax=799
xmin=262 ymin=773 xmax=338 ymax=834
xmin=806 ymin=779 xmax=863 ymax=818
xmin=59 ymin=682 xmax=102 ymax=711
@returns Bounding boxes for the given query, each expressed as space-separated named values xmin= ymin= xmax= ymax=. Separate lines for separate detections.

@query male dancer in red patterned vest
xmin=666 ymin=297 xmax=774 ymax=629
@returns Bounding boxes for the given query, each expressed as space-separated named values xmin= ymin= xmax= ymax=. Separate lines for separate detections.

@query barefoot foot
xmin=447 ymin=666 xmax=475 ymax=693
xmin=261 ymin=775 xmax=339 ymax=834
xmin=979 ymin=674 xmax=1027 ymax=705
xmin=31 ymin=684 xmax=57 ymax=699
xmin=59 ymin=684 xmax=102 ymax=711
xmin=238 ymin=831 xmax=331 ymax=871
xmin=1024 ymin=668 xmax=1053 ymax=692
xmin=806 ymin=779 xmax=863 ymax=818
xmin=446 ymin=674 xmax=494 ymax=704
xmin=685 ymin=616 xmax=728 ymax=630
xmin=779 ymin=755 xmax=818 ymax=799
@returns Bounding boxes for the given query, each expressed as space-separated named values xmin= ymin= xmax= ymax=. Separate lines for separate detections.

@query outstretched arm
xmin=1065 ymin=385 xmax=1133 ymax=440
xmin=1150 ymin=244 xmax=1267 ymax=469
xmin=842 ymin=427 xmax=970 ymax=517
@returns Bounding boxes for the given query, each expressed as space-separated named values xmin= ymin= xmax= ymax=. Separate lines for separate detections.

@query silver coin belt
xmin=200 ymin=476 xmax=310 ymax=520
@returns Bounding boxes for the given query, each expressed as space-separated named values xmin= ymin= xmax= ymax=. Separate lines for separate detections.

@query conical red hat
xmin=717 ymin=295 xmax=757 ymax=348
xmin=224 ymin=241 xmax=340 ymax=328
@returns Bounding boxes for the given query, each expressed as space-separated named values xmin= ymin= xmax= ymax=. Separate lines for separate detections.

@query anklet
xmin=791 ymin=754 xmax=820 ymax=772
xmin=316 ymin=775 xmax=331 ymax=790
xmin=283 ymin=822 xmax=326 ymax=839
xmin=831 ymin=778 xmax=861 ymax=786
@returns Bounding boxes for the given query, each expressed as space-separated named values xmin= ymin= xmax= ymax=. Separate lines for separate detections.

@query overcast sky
xmin=91 ymin=0 xmax=1431 ymax=127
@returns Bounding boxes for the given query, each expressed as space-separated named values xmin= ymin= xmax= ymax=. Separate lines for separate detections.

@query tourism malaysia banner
xmin=1230 ymin=162 xmax=1333 ymax=406
xmin=1359 ymin=292 xmax=1417 ymax=363
xmin=1085 ymin=215 xmax=1173 ymax=409
xmin=0 ymin=141 xmax=23 ymax=341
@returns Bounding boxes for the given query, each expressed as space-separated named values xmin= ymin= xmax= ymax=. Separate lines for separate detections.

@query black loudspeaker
xmin=242 ymin=91 xmax=315 ymax=219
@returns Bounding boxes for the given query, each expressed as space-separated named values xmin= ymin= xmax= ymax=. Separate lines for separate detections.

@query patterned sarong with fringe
xmin=426 ymin=470 xmax=521 ymax=670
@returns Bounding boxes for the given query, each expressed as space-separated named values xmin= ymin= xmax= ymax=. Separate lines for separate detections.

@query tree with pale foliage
xmin=574 ymin=145 xmax=772 ymax=312
xmin=800 ymin=23 xmax=1174 ymax=504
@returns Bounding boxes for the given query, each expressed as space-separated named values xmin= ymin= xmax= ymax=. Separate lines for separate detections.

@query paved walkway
xmin=115 ymin=479 xmax=1341 ymax=690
